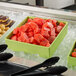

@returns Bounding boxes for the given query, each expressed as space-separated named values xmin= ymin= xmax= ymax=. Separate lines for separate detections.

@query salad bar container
xmin=67 ymin=41 xmax=76 ymax=66
xmin=0 ymin=15 xmax=15 ymax=43
xmin=5 ymin=16 xmax=68 ymax=58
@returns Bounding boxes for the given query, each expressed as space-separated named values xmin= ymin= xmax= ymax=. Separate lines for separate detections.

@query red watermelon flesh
xmin=11 ymin=17 xmax=65 ymax=47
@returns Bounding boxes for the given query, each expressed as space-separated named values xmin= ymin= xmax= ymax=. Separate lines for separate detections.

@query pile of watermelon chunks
xmin=11 ymin=17 xmax=65 ymax=47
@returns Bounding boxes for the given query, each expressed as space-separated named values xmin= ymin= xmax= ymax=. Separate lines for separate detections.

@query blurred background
xmin=0 ymin=0 xmax=76 ymax=11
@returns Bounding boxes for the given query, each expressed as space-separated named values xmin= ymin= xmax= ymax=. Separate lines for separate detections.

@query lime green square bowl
xmin=67 ymin=41 xmax=76 ymax=66
xmin=5 ymin=16 xmax=68 ymax=58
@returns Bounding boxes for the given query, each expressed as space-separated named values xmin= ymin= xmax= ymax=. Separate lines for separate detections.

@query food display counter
xmin=0 ymin=2 xmax=76 ymax=76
